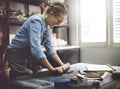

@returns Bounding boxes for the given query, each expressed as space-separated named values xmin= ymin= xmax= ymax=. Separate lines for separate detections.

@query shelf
xmin=42 ymin=45 xmax=80 ymax=51
xmin=54 ymin=45 xmax=80 ymax=50
xmin=53 ymin=24 xmax=69 ymax=28
xmin=10 ymin=20 xmax=25 ymax=25
xmin=11 ymin=0 xmax=43 ymax=5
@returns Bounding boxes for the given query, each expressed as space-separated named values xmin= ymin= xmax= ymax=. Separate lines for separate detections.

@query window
xmin=80 ymin=0 xmax=106 ymax=44
xmin=113 ymin=0 xmax=120 ymax=43
xmin=79 ymin=0 xmax=120 ymax=47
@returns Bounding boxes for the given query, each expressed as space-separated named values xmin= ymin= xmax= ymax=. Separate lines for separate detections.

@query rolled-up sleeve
xmin=29 ymin=18 xmax=46 ymax=61
xmin=44 ymin=27 xmax=56 ymax=56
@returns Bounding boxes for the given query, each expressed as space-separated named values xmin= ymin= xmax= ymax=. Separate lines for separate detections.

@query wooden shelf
xmin=10 ymin=20 xmax=25 ymax=25
xmin=11 ymin=0 xmax=43 ymax=5
xmin=53 ymin=24 xmax=69 ymax=28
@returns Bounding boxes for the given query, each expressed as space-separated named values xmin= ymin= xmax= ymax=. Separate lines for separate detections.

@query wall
xmin=80 ymin=47 xmax=120 ymax=66
xmin=65 ymin=0 xmax=79 ymax=46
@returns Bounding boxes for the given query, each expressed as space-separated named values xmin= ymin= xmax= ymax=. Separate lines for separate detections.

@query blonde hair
xmin=44 ymin=2 xmax=68 ymax=17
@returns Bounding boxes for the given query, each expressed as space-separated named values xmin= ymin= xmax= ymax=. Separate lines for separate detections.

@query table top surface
xmin=1 ymin=63 xmax=120 ymax=89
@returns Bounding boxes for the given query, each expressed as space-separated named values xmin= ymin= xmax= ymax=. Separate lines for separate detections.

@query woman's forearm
xmin=50 ymin=53 xmax=64 ymax=66
xmin=41 ymin=58 xmax=54 ymax=72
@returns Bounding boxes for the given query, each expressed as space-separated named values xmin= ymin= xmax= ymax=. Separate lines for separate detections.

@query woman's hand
xmin=51 ymin=63 xmax=70 ymax=74
xmin=54 ymin=66 xmax=64 ymax=73
xmin=62 ymin=63 xmax=70 ymax=71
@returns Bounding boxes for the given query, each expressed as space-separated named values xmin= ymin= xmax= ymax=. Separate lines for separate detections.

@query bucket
xmin=0 ymin=68 xmax=10 ymax=84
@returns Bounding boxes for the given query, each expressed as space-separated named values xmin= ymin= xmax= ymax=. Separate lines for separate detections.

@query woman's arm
xmin=50 ymin=53 xmax=64 ymax=66
xmin=40 ymin=58 xmax=64 ymax=73
xmin=50 ymin=53 xmax=70 ymax=71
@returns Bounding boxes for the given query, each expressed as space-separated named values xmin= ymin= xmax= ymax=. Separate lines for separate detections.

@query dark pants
xmin=4 ymin=47 xmax=40 ymax=77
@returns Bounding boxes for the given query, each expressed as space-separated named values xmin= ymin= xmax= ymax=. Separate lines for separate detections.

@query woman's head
xmin=44 ymin=2 xmax=68 ymax=27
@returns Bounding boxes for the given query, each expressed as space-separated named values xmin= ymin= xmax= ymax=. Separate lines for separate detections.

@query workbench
xmin=1 ymin=63 xmax=120 ymax=89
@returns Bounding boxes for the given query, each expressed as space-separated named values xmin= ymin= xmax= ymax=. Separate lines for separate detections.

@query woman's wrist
xmin=61 ymin=66 xmax=65 ymax=72
xmin=50 ymin=67 xmax=56 ymax=72
xmin=62 ymin=63 xmax=70 ymax=71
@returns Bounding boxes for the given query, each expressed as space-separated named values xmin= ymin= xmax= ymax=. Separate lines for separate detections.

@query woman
xmin=4 ymin=2 xmax=70 ymax=77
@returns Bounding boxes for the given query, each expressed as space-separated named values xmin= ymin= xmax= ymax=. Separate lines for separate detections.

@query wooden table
xmin=0 ymin=63 xmax=120 ymax=89
xmin=58 ymin=63 xmax=120 ymax=89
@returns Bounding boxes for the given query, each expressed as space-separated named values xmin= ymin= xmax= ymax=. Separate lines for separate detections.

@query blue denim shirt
xmin=9 ymin=14 xmax=56 ymax=61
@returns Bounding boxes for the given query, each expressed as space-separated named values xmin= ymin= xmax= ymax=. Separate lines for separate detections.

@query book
xmin=83 ymin=64 xmax=113 ymax=72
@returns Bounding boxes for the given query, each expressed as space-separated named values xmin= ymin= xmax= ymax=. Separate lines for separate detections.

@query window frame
xmin=111 ymin=0 xmax=120 ymax=47
xmin=79 ymin=0 xmax=120 ymax=47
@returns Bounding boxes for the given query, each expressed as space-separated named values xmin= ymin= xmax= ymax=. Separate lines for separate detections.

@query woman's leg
xmin=4 ymin=48 xmax=33 ymax=77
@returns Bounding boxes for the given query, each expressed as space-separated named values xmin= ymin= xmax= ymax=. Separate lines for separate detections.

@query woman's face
xmin=46 ymin=12 xmax=64 ymax=27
